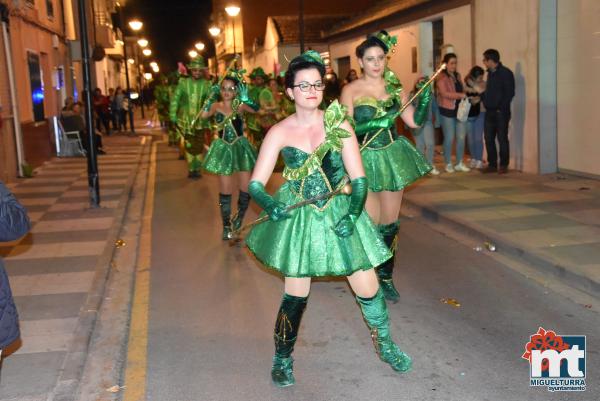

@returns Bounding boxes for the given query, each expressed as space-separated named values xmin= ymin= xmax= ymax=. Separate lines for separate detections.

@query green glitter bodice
xmin=280 ymin=101 xmax=351 ymax=210
xmin=353 ymin=97 xmax=401 ymax=149
xmin=215 ymin=112 xmax=243 ymax=143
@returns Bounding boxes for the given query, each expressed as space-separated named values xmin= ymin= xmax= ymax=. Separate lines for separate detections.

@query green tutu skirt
xmin=361 ymin=136 xmax=432 ymax=192
xmin=246 ymin=182 xmax=392 ymax=277
xmin=203 ymin=137 xmax=257 ymax=176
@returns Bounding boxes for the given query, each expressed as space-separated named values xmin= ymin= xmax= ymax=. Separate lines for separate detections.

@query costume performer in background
xmin=154 ymin=75 xmax=170 ymax=128
xmin=200 ymin=69 xmax=259 ymax=240
xmin=167 ymin=72 xmax=181 ymax=147
xmin=341 ymin=31 xmax=432 ymax=302
xmin=169 ymin=56 xmax=211 ymax=178
xmin=245 ymin=51 xmax=412 ymax=387
xmin=245 ymin=67 xmax=268 ymax=146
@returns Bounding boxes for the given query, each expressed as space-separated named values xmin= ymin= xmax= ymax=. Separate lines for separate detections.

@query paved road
xmin=144 ymin=143 xmax=599 ymax=401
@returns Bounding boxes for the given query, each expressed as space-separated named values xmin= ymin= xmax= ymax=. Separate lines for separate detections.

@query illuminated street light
xmin=128 ymin=19 xmax=143 ymax=31
xmin=152 ymin=65 xmax=160 ymax=73
xmin=137 ymin=38 xmax=149 ymax=47
xmin=150 ymin=61 xmax=158 ymax=68
xmin=142 ymin=48 xmax=152 ymax=56
xmin=209 ymin=26 xmax=221 ymax=36
xmin=144 ymin=72 xmax=152 ymax=80
xmin=127 ymin=58 xmax=135 ymax=64
xmin=189 ymin=50 xmax=198 ymax=58
xmin=225 ymin=6 xmax=240 ymax=17
xmin=195 ymin=42 xmax=205 ymax=51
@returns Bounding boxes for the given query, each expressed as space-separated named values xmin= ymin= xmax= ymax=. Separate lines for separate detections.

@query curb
xmin=47 ymin=137 xmax=150 ymax=401
xmin=403 ymin=198 xmax=600 ymax=299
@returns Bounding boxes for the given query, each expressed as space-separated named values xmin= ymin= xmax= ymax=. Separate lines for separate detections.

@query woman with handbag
xmin=436 ymin=53 xmax=470 ymax=173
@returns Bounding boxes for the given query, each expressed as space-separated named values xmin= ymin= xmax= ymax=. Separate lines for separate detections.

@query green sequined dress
xmin=354 ymin=69 xmax=432 ymax=192
xmin=203 ymin=112 xmax=257 ymax=176
xmin=246 ymin=102 xmax=391 ymax=277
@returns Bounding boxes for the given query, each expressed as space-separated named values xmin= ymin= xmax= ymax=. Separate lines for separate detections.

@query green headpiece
xmin=224 ymin=68 xmax=247 ymax=84
xmin=298 ymin=50 xmax=324 ymax=66
xmin=249 ymin=67 xmax=268 ymax=79
xmin=187 ymin=56 xmax=207 ymax=70
xmin=369 ymin=30 xmax=398 ymax=53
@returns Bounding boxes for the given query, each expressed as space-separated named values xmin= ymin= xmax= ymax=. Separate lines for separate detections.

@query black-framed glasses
xmin=293 ymin=81 xmax=326 ymax=92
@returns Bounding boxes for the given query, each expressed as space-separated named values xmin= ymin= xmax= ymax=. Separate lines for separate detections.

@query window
xmin=46 ymin=0 xmax=54 ymax=19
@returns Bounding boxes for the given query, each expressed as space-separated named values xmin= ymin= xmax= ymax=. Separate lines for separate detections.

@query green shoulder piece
xmin=282 ymin=100 xmax=351 ymax=181
xmin=383 ymin=67 xmax=403 ymax=107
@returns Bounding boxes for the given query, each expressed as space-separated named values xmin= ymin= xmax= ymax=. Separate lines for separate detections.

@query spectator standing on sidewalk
xmin=93 ymin=88 xmax=111 ymax=136
xmin=0 ymin=181 xmax=30 ymax=365
xmin=411 ymin=76 xmax=439 ymax=175
xmin=113 ymin=87 xmax=126 ymax=132
xmin=480 ymin=49 xmax=515 ymax=174
xmin=436 ymin=53 xmax=469 ymax=173
xmin=464 ymin=66 xmax=486 ymax=169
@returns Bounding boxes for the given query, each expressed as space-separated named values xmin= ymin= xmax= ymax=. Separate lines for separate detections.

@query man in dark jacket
xmin=481 ymin=49 xmax=515 ymax=174
xmin=0 ymin=181 xmax=30 ymax=360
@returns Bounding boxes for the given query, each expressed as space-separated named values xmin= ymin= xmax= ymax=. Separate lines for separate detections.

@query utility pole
xmin=77 ymin=0 xmax=100 ymax=207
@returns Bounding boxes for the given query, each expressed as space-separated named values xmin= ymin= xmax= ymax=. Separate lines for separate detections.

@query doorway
xmin=27 ymin=52 xmax=45 ymax=122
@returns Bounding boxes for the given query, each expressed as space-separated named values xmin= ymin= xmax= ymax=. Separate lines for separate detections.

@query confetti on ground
xmin=106 ymin=385 xmax=126 ymax=393
xmin=440 ymin=298 xmax=461 ymax=307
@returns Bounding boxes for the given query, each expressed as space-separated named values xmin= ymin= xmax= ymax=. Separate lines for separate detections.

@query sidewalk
xmin=403 ymin=168 xmax=600 ymax=298
xmin=0 ymin=128 xmax=153 ymax=401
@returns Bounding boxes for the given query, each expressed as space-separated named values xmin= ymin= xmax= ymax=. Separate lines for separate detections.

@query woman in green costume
xmin=341 ymin=31 xmax=432 ymax=302
xmin=200 ymin=69 xmax=259 ymax=240
xmin=246 ymin=51 xmax=412 ymax=387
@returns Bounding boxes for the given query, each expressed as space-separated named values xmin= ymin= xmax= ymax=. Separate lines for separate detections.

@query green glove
xmin=202 ymin=85 xmax=221 ymax=112
xmin=413 ymin=78 xmax=432 ymax=126
xmin=237 ymin=83 xmax=259 ymax=111
xmin=248 ymin=181 xmax=290 ymax=222
xmin=333 ymin=177 xmax=368 ymax=238
xmin=354 ymin=116 xmax=394 ymax=134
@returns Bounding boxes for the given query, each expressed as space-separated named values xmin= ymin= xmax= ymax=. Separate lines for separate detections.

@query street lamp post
xmin=129 ymin=19 xmax=145 ymax=118
xmin=225 ymin=6 xmax=240 ymax=65
xmin=77 ymin=0 xmax=100 ymax=207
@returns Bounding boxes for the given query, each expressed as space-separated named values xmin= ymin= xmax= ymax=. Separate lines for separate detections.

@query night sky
xmin=121 ymin=0 xmax=214 ymax=74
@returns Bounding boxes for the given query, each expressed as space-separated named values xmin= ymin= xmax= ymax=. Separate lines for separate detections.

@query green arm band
xmin=243 ymin=98 xmax=260 ymax=112
xmin=413 ymin=82 xmax=432 ymax=126
xmin=248 ymin=180 xmax=289 ymax=222
xmin=333 ymin=176 xmax=368 ymax=238
xmin=354 ymin=116 xmax=393 ymax=134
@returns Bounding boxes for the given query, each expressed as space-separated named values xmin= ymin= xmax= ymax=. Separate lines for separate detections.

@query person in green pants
xmin=246 ymin=51 xmax=412 ymax=387
xmin=245 ymin=67 xmax=268 ymax=146
xmin=169 ymin=56 xmax=211 ymax=178
xmin=154 ymin=75 xmax=170 ymax=129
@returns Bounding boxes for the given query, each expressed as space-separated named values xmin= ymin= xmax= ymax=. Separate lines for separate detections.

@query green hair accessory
xmin=300 ymin=50 xmax=325 ymax=66
xmin=371 ymin=31 xmax=398 ymax=53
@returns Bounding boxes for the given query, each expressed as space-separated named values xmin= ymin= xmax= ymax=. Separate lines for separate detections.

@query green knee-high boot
xmin=356 ymin=289 xmax=412 ymax=372
xmin=219 ymin=194 xmax=232 ymax=240
xmin=271 ymin=293 xmax=308 ymax=387
xmin=376 ymin=221 xmax=400 ymax=302
xmin=232 ymin=191 xmax=250 ymax=231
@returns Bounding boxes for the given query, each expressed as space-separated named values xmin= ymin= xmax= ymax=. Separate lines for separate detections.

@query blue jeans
xmin=440 ymin=115 xmax=467 ymax=165
xmin=412 ymin=121 xmax=435 ymax=164
xmin=466 ymin=112 xmax=485 ymax=161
